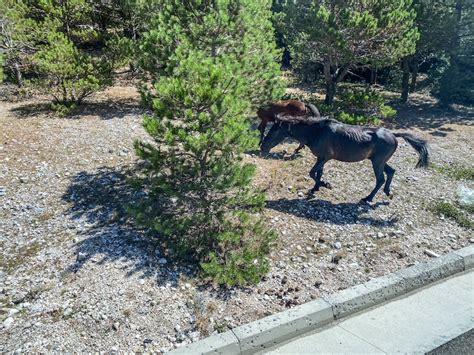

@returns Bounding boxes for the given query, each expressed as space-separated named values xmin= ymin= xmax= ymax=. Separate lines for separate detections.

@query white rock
xmin=3 ymin=317 xmax=14 ymax=329
xmin=63 ymin=308 xmax=73 ymax=317
xmin=158 ymin=258 xmax=168 ymax=265
xmin=424 ymin=249 xmax=440 ymax=258
xmin=8 ymin=309 xmax=19 ymax=317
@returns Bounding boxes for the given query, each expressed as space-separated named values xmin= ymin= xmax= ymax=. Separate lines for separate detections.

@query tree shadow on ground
xmin=62 ymin=165 xmax=197 ymax=287
xmin=262 ymin=151 xmax=303 ymax=161
xmin=387 ymin=99 xmax=473 ymax=132
xmin=10 ymin=98 xmax=143 ymax=120
xmin=266 ymin=198 xmax=398 ymax=227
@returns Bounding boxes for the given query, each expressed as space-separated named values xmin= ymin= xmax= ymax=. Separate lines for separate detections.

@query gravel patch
xmin=1 ymin=87 xmax=472 ymax=352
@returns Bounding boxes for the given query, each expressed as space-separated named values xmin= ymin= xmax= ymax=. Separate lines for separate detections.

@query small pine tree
xmin=31 ymin=0 xmax=112 ymax=112
xmin=133 ymin=0 xmax=284 ymax=286
xmin=34 ymin=31 xmax=111 ymax=112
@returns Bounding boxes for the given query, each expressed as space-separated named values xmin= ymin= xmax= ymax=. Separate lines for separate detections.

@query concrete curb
xmin=168 ymin=244 xmax=474 ymax=355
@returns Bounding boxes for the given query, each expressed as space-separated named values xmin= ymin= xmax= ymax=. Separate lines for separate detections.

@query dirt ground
xmin=0 ymin=85 xmax=473 ymax=352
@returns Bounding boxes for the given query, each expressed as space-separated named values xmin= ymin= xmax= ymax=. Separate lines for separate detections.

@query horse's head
xmin=260 ymin=121 xmax=291 ymax=157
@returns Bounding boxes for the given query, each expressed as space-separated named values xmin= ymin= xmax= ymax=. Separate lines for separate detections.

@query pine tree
xmin=0 ymin=0 xmax=40 ymax=87
xmin=133 ymin=0 xmax=284 ymax=286
xmin=277 ymin=0 xmax=419 ymax=105
xmin=437 ymin=0 xmax=473 ymax=106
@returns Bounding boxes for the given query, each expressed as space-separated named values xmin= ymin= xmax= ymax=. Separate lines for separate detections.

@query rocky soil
xmin=1 ymin=86 xmax=473 ymax=352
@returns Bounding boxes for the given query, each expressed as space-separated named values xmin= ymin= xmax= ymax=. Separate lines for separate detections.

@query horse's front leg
xmin=308 ymin=157 xmax=327 ymax=197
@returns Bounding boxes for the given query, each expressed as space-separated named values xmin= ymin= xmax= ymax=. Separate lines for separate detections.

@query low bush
xmin=431 ymin=201 xmax=473 ymax=229
xmin=336 ymin=87 xmax=396 ymax=124
xmin=430 ymin=163 xmax=474 ymax=181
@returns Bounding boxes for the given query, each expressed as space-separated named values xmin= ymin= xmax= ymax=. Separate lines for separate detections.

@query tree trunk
xmin=14 ymin=62 xmax=23 ymax=88
xmin=400 ymin=57 xmax=410 ymax=103
xmin=409 ymin=61 xmax=418 ymax=93
xmin=370 ymin=68 xmax=377 ymax=85
xmin=325 ymin=79 xmax=336 ymax=106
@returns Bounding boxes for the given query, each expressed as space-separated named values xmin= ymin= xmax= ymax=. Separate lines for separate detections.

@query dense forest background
xmin=1 ymin=0 xmax=472 ymax=109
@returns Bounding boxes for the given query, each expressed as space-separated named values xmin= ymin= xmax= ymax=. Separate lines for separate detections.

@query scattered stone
xmin=0 ymin=84 xmax=470 ymax=352
xmin=3 ymin=317 xmax=14 ymax=329
xmin=424 ymin=249 xmax=440 ymax=258
xmin=333 ymin=242 xmax=342 ymax=250
xmin=11 ymin=292 xmax=26 ymax=305
xmin=188 ymin=331 xmax=200 ymax=342
xmin=76 ymin=252 xmax=87 ymax=262
xmin=158 ymin=258 xmax=168 ymax=265
xmin=63 ymin=308 xmax=73 ymax=318
xmin=331 ymin=253 xmax=343 ymax=264
xmin=8 ymin=309 xmax=19 ymax=317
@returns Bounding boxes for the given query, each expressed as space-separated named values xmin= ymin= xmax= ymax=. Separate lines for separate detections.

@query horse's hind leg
xmin=383 ymin=164 xmax=395 ymax=198
xmin=293 ymin=143 xmax=305 ymax=155
xmin=362 ymin=160 xmax=386 ymax=203
xmin=316 ymin=166 xmax=332 ymax=189
xmin=308 ymin=157 xmax=327 ymax=195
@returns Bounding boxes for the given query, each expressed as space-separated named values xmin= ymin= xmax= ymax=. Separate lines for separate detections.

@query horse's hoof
xmin=387 ymin=193 xmax=394 ymax=200
xmin=360 ymin=197 xmax=372 ymax=203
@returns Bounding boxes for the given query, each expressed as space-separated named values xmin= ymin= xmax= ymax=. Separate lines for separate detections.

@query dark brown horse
xmin=257 ymin=100 xmax=320 ymax=153
xmin=261 ymin=115 xmax=429 ymax=202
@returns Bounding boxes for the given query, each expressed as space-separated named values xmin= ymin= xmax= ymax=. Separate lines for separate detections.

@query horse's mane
xmin=276 ymin=113 xmax=374 ymax=142
xmin=275 ymin=113 xmax=326 ymax=125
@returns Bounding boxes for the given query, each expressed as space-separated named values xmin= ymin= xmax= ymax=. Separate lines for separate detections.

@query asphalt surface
xmin=427 ymin=328 xmax=474 ymax=355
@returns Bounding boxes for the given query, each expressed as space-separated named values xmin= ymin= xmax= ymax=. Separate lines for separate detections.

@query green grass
xmin=430 ymin=163 xmax=474 ymax=181
xmin=431 ymin=201 xmax=473 ymax=229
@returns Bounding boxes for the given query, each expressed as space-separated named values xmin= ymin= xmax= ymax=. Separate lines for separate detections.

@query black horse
xmin=261 ymin=116 xmax=429 ymax=202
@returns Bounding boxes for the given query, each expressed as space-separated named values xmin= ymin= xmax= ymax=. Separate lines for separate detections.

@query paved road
xmin=264 ymin=271 xmax=474 ymax=354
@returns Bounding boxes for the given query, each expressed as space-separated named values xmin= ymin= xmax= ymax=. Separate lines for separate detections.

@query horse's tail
xmin=305 ymin=103 xmax=321 ymax=118
xmin=394 ymin=132 xmax=429 ymax=168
